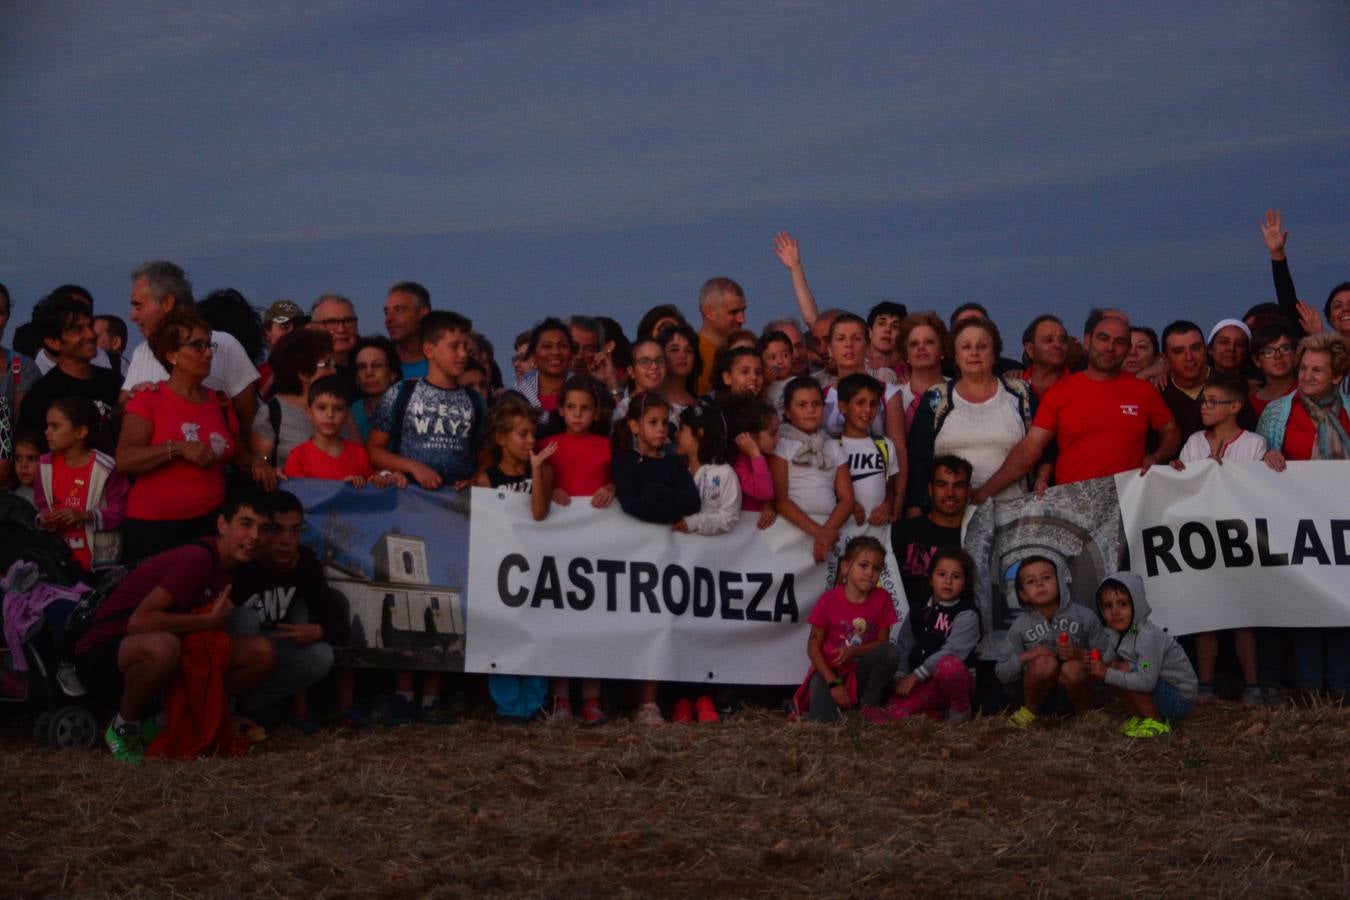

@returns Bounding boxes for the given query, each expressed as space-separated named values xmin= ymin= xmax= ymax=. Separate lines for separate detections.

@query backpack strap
xmin=387 ymin=379 xmax=419 ymax=456
xmin=871 ymin=436 xmax=891 ymax=471
xmin=267 ymin=396 xmax=282 ymax=448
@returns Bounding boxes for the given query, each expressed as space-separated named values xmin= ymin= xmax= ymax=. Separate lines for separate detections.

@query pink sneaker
xmin=694 ymin=695 xmax=720 ymax=724
xmin=862 ymin=706 xmax=894 ymax=725
xmin=580 ymin=697 xmax=608 ymax=725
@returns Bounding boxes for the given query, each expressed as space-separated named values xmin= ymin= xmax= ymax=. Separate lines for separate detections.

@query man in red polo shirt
xmin=973 ymin=311 xmax=1181 ymax=501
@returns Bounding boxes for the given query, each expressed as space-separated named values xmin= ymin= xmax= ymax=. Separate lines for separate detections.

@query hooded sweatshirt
xmin=995 ymin=573 xmax=1112 ymax=684
xmin=1095 ymin=571 xmax=1198 ymax=700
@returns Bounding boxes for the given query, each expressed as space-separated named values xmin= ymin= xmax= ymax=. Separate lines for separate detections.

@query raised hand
xmin=733 ymin=432 xmax=760 ymax=459
xmin=1296 ymin=299 xmax=1324 ymax=334
xmin=1260 ymin=209 xmax=1287 ymax=258
xmin=773 ymin=231 xmax=802 ymax=271
xmin=530 ymin=441 xmax=559 ymax=470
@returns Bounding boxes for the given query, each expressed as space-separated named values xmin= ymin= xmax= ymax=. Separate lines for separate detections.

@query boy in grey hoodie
xmin=996 ymin=555 xmax=1113 ymax=728
xmin=1091 ymin=571 xmax=1198 ymax=738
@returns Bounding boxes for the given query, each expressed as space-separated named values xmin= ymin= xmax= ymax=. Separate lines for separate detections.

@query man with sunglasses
xmin=230 ymin=490 xmax=346 ymax=734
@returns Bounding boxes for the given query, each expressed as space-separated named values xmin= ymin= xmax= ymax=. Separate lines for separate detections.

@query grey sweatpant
xmin=807 ymin=643 xmax=900 ymax=723
xmin=228 ymin=603 xmax=335 ymax=714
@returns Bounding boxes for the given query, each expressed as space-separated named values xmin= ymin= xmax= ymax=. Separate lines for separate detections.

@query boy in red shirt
xmin=283 ymin=376 xmax=405 ymax=488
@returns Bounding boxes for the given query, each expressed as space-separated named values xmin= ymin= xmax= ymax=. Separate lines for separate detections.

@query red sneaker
xmin=694 ymin=695 xmax=720 ymax=724
xmin=580 ymin=697 xmax=608 ymax=725
xmin=671 ymin=698 xmax=694 ymax=723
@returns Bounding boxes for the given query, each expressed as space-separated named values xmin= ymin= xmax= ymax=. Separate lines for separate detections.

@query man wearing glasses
xmin=309 ymin=294 xmax=361 ymax=396
xmin=230 ymin=490 xmax=345 ymax=734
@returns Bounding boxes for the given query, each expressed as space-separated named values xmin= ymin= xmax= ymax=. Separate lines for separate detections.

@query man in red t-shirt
xmin=974 ymin=312 xmax=1181 ymax=501
xmin=74 ymin=491 xmax=276 ymax=762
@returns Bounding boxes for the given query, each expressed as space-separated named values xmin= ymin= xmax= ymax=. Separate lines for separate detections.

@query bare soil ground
xmin=2 ymin=702 xmax=1347 ymax=898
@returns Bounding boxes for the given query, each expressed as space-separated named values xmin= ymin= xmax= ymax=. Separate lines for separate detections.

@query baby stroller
xmin=0 ymin=492 xmax=109 ymax=750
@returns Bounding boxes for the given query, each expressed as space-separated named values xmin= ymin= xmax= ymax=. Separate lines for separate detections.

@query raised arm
xmin=774 ymin=231 xmax=819 ymax=326
xmin=1261 ymin=208 xmax=1304 ymax=334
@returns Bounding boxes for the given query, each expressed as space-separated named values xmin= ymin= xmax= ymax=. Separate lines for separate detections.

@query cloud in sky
xmin=1 ymin=1 xmax=1346 ymax=360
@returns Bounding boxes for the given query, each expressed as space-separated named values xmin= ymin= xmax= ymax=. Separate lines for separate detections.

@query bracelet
xmin=166 ymin=440 xmax=174 ymax=460
xmin=828 ymin=678 xmax=843 ymax=688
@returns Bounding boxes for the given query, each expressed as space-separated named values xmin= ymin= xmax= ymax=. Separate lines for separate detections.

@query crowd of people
xmin=0 ymin=208 xmax=1346 ymax=760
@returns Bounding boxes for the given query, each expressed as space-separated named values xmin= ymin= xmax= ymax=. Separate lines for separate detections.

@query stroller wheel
xmin=33 ymin=710 xmax=55 ymax=744
xmin=49 ymin=706 xmax=99 ymax=750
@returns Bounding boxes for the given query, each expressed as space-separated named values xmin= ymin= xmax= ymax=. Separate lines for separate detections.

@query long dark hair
xmin=678 ymin=401 xmax=728 ymax=465
xmin=614 ymin=390 xmax=671 ymax=454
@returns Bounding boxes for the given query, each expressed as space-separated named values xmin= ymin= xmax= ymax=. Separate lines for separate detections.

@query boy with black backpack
xmin=367 ymin=311 xmax=485 ymax=491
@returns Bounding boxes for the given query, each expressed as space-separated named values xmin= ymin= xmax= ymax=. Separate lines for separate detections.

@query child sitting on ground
xmin=1170 ymin=371 xmax=1265 ymax=706
xmin=770 ymin=376 xmax=855 ymax=564
xmin=877 ymin=547 xmax=979 ymax=723
xmin=1091 ymin=571 xmax=1199 ymax=738
xmin=284 ymin=376 xmax=405 ymax=488
xmin=995 ymin=554 xmax=1110 ymax=728
xmin=795 ymin=535 xmax=900 ymax=722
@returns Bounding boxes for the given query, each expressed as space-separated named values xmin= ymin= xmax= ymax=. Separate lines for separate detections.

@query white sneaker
xmin=57 ymin=664 xmax=87 ymax=698
xmin=635 ymin=703 xmax=666 ymax=726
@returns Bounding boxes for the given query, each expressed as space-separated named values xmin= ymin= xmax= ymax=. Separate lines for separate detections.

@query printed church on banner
xmin=324 ymin=530 xmax=466 ymax=671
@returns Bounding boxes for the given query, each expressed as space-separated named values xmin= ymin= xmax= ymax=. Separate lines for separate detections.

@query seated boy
xmin=995 ymin=554 xmax=1110 ymax=728
xmin=283 ymin=375 xmax=405 ymax=488
xmin=1091 ymin=572 xmax=1199 ymax=738
xmin=1170 ymin=370 xmax=1265 ymax=705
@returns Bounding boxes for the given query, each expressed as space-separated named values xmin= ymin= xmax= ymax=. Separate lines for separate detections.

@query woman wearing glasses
xmin=1248 ymin=322 xmax=1299 ymax=420
xmin=115 ymin=307 xmax=267 ymax=562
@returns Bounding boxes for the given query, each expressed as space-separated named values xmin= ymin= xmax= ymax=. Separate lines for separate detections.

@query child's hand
xmin=1022 ymin=646 xmax=1055 ymax=663
xmin=552 ymin=488 xmax=572 ymax=506
xmin=591 ymin=484 xmax=615 ymax=508
xmin=530 ymin=442 xmax=559 ymax=469
xmin=407 ymin=462 xmax=443 ymax=490
xmin=1089 ymin=658 xmax=1107 ymax=680
xmin=733 ymin=432 xmax=761 ymax=459
xmin=756 ymin=506 xmax=777 ymax=530
xmin=452 ymin=479 xmax=471 ymax=491
xmin=894 ymin=673 xmax=918 ymax=696
xmin=373 ymin=472 xmax=408 ymax=489
xmin=672 ymin=519 xmax=689 ymax=533
xmin=1056 ymin=641 xmax=1077 ymax=662
xmin=829 ymin=683 xmax=852 ymax=710
xmin=344 ymin=475 xmax=367 ymax=489
xmin=852 ymin=502 xmax=865 ymax=526
xmin=867 ymin=503 xmax=891 ymax=527
xmin=1169 ymin=459 xmax=1185 ymax=471
xmin=812 ymin=537 xmax=833 ymax=564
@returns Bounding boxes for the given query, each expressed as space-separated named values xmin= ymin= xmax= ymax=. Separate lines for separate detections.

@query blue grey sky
xmin=2 ymin=2 xmax=1346 ymax=367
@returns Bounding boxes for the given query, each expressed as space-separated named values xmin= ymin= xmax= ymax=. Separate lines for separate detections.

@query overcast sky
xmin=2 ymin=2 xmax=1346 ymax=367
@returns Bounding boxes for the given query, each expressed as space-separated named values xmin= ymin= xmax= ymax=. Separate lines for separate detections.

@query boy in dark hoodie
xmin=996 ymin=555 xmax=1111 ymax=728
xmin=1090 ymin=571 xmax=1199 ymax=738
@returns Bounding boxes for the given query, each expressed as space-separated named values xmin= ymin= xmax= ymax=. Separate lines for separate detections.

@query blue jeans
xmin=1152 ymin=678 xmax=1194 ymax=722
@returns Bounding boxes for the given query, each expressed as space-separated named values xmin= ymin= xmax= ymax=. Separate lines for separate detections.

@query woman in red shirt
xmin=115 ymin=307 xmax=267 ymax=562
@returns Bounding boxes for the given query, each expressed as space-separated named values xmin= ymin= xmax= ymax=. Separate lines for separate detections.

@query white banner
xmin=465 ymin=488 xmax=907 ymax=684
xmin=1115 ymin=460 xmax=1350 ymax=634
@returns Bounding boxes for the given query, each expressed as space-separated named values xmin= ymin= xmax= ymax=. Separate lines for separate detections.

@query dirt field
xmin=2 ymin=702 xmax=1347 ymax=898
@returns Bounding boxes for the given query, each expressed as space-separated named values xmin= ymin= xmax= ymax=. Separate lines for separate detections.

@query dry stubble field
xmin=2 ymin=702 xmax=1348 ymax=898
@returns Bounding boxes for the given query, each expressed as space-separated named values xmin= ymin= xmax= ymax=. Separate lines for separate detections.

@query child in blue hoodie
xmin=996 ymin=555 xmax=1112 ymax=728
xmin=1090 ymin=571 xmax=1199 ymax=738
